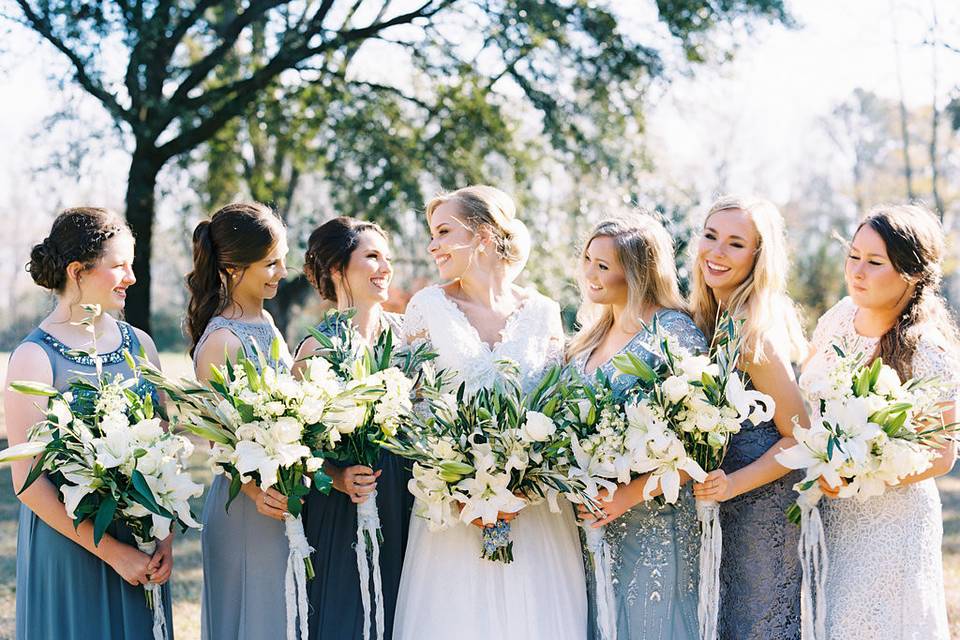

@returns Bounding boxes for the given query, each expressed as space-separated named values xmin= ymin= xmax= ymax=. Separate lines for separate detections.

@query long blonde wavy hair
xmin=567 ymin=212 xmax=687 ymax=362
xmin=688 ymin=195 xmax=807 ymax=363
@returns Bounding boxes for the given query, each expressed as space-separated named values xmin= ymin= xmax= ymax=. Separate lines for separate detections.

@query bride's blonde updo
xmin=425 ymin=185 xmax=527 ymax=264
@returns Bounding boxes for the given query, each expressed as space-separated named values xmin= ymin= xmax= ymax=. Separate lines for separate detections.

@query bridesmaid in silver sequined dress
xmin=568 ymin=213 xmax=704 ymax=640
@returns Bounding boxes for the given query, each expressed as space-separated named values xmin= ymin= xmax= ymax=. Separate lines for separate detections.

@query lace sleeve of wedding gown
xmin=544 ymin=297 xmax=566 ymax=366
xmin=401 ymin=286 xmax=436 ymax=344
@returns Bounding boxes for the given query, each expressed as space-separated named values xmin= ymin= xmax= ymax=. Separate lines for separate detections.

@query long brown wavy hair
xmin=185 ymin=202 xmax=284 ymax=356
xmin=859 ymin=204 xmax=960 ymax=380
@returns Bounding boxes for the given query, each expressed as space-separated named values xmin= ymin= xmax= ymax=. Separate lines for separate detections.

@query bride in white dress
xmin=394 ymin=185 xmax=587 ymax=640
xmin=800 ymin=204 xmax=957 ymax=640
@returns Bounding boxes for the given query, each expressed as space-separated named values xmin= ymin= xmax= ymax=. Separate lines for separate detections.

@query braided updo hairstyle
xmin=424 ymin=185 xmax=526 ymax=264
xmin=861 ymin=204 xmax=960 ymax=380
xmin=28 ymin=207 xmax=130 ymax=292
xmin=185 ymin=202 xmax=284 ymax=356
xmin=302 ymin=217 xmax=388 ymax=304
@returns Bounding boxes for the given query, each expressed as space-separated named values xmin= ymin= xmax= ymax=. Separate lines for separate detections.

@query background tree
xmin=9 ymin=0 xmax=790 ymax=332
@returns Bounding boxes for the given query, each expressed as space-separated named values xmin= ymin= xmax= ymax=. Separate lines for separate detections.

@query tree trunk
xmin=125 ymin=142 xmax=162 ymax=333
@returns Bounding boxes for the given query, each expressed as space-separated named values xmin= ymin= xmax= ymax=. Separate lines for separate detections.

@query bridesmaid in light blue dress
xmin=568 ymin=213 xmax=703 ymax=640
xmin=688 ymin=196 xmax=808 ymax=640
xmin=185 ymin=202 xmax=299 ymax=639
xmin=6 ymin=207 xmax=173 ymax=640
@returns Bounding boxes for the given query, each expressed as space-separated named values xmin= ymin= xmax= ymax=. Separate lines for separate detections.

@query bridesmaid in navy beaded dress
xmin=293 ymin=217 xmax=413 ymax=640
xmin=185 ymin=203 xmax=298 ymax=640
xmin=569 ymin=213 xmax=704 ymax=640
xmin=688 ymin=196 xmax=809 ymax=640
xmin=5 ymin=208 xmax=173 ymax=640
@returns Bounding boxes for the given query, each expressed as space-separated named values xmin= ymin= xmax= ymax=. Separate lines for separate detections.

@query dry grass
xmin=0 ymin=351 xmax=956 ymax=638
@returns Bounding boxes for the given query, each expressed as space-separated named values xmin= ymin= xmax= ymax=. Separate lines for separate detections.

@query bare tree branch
xmin=14 ymin=0 xmax=133 ymax=126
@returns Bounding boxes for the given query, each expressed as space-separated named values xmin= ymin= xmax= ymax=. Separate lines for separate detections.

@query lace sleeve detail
xmin=912 ymin=330 xmax=960 ymax=404
xmin=811 ymin=297 xmax=856 ymax=353
xmin=402 ymin=287 xmax=435 ymax=344
xmin=544 ymin=297 xmax=565 ymax=366
xmin=658 ymin=310 xmax=708 ymax=355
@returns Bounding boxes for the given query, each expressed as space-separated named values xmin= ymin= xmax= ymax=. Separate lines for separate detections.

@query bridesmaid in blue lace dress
xmin=292 ymin=217 xmax=413 ymax=640
xmin=688 ymin=196 xmax=809 ymax=640
xmin=568 ymin=213 xmax=705 ymax=640
xmin=185 ymin=203 xmax=299 ymax=639
xmin=5 ymin=208 xmax=173 ymax=640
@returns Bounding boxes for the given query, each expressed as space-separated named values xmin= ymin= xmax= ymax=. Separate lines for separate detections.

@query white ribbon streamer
xmin=356 ymin=490 xmax=385 ymax=640
xmin=582 ymin=523 xmax=617 ymax=640
xmin=798 ymin=502 xmax=828 ymax=640
xmin=696 ymin=499 xmax=722 ymax=640
xmin=284 ymin=515 xmax=313 ymax=640
xmin=136 ymin=539 xmax=168 ymax=640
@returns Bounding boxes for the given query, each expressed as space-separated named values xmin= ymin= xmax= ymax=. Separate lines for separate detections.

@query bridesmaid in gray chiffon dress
xmin=573 ymin=310 xmax=705 ymax=640
xmin=16 ymin=323 xmax=174 ymax=640
xmin=186 ymin=201 xmax=299 ymax=639
xmin=196 ymin=317 xmax=295 ymax=640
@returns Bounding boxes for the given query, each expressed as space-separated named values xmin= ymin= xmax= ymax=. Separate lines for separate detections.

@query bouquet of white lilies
xmin=0 ymin=308 xmax=202 ymax=640
xmin=299 ymin=310 xmax=435 ymax=640
xmin=139 ymin=336 xmax=375 ymax=640
xmin=775 ymin=346 xmax=956 ymax=640
xmin=382 ymin=361 xmax=600 ymax=564
xmin=613 ymin=315 xmax=774 ymax=640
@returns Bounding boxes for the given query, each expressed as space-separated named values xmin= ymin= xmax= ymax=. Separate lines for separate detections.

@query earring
xmin=478 ymin=245 xmax=486 ymax=254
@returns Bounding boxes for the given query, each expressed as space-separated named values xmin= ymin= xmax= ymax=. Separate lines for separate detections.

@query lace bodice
xmin=802 ymin=296 xmax=953 ymax=640
xmin=402 ymin=285 xmax=564 ymax=394
xmin=801 ymin=296 xmax=959 ymax=403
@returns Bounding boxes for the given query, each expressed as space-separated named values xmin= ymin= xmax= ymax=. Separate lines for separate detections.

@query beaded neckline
xmin=37 ymin=322 xmax=134 ymax=366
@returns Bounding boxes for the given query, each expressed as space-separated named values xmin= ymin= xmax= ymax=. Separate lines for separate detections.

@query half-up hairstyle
xmin=185 ymin=202 xmax=284 ymax=356
xmin=860 ymin=204 xmax=959 ymax=381
xmin=28 ymin=207 xmax=130 ymax=292
xmin=567 ymin=211 xmax=687 ymax=362
xmin=303 ymin=217 xmax=388 ymax=304
xmin=425 ymin=185 xmax=526 ymax=264
xmin=688 ymin=195 xmax=807 ymax=363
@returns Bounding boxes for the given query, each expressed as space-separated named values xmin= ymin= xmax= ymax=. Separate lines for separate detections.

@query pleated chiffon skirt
xmin=16 ymin=503 xmax=173 ymax=640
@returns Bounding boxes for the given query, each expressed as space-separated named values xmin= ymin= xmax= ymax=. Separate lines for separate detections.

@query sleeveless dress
xmin=195 ymin=316 xmax=297 ymax=640
xmin=717 ymin=376 xmax=802 ymax=640
xmin=15 ymin=321 xmax=174 ymax=640
xmin=298 ymin=312 xmax=414 ymax=640
xmin=393 ymin=284 xmax=588 ymax=640
xmin=571 ymin=310 xmax=704 ymax=640
xmin=801 ymin=296 xmax=955 ymax=640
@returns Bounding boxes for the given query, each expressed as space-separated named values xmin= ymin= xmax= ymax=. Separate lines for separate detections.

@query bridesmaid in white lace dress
xmin=801 ymin=204 xmax=958 ymax=640
xmin=394 ymin=185 xmax=588 ymax=640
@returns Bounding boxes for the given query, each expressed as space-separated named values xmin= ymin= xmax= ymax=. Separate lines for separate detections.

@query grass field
xmin=0 ymin=353 xmax=956 ymax=638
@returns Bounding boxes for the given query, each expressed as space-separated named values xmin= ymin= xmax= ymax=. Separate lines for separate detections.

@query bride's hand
xmin=470 ymin=511 xmax=519 ymax=529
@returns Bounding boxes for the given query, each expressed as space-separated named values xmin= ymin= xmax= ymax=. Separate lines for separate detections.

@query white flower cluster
xmin=209 ymin=360 xmax=344 ymax=488
xmin=367 ymin=367 xmax=414 ymax=437
xmin=571 ymin=324 xmax=773 ymax=503
xmin=2 ymin=373 xmax=204 ymax=545
xmin=777 ymin=354 xmax=940 ymax=505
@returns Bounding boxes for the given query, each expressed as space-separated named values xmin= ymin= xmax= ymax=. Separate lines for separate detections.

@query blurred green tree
xmin=11 ymin=0 xmax=790 ymax=332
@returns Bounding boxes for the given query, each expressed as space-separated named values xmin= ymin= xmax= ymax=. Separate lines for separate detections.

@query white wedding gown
xmin=801 ymin=297 xmax=955 ymax=640
xmin=393 ymin=284 xmax=588 ymax=640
